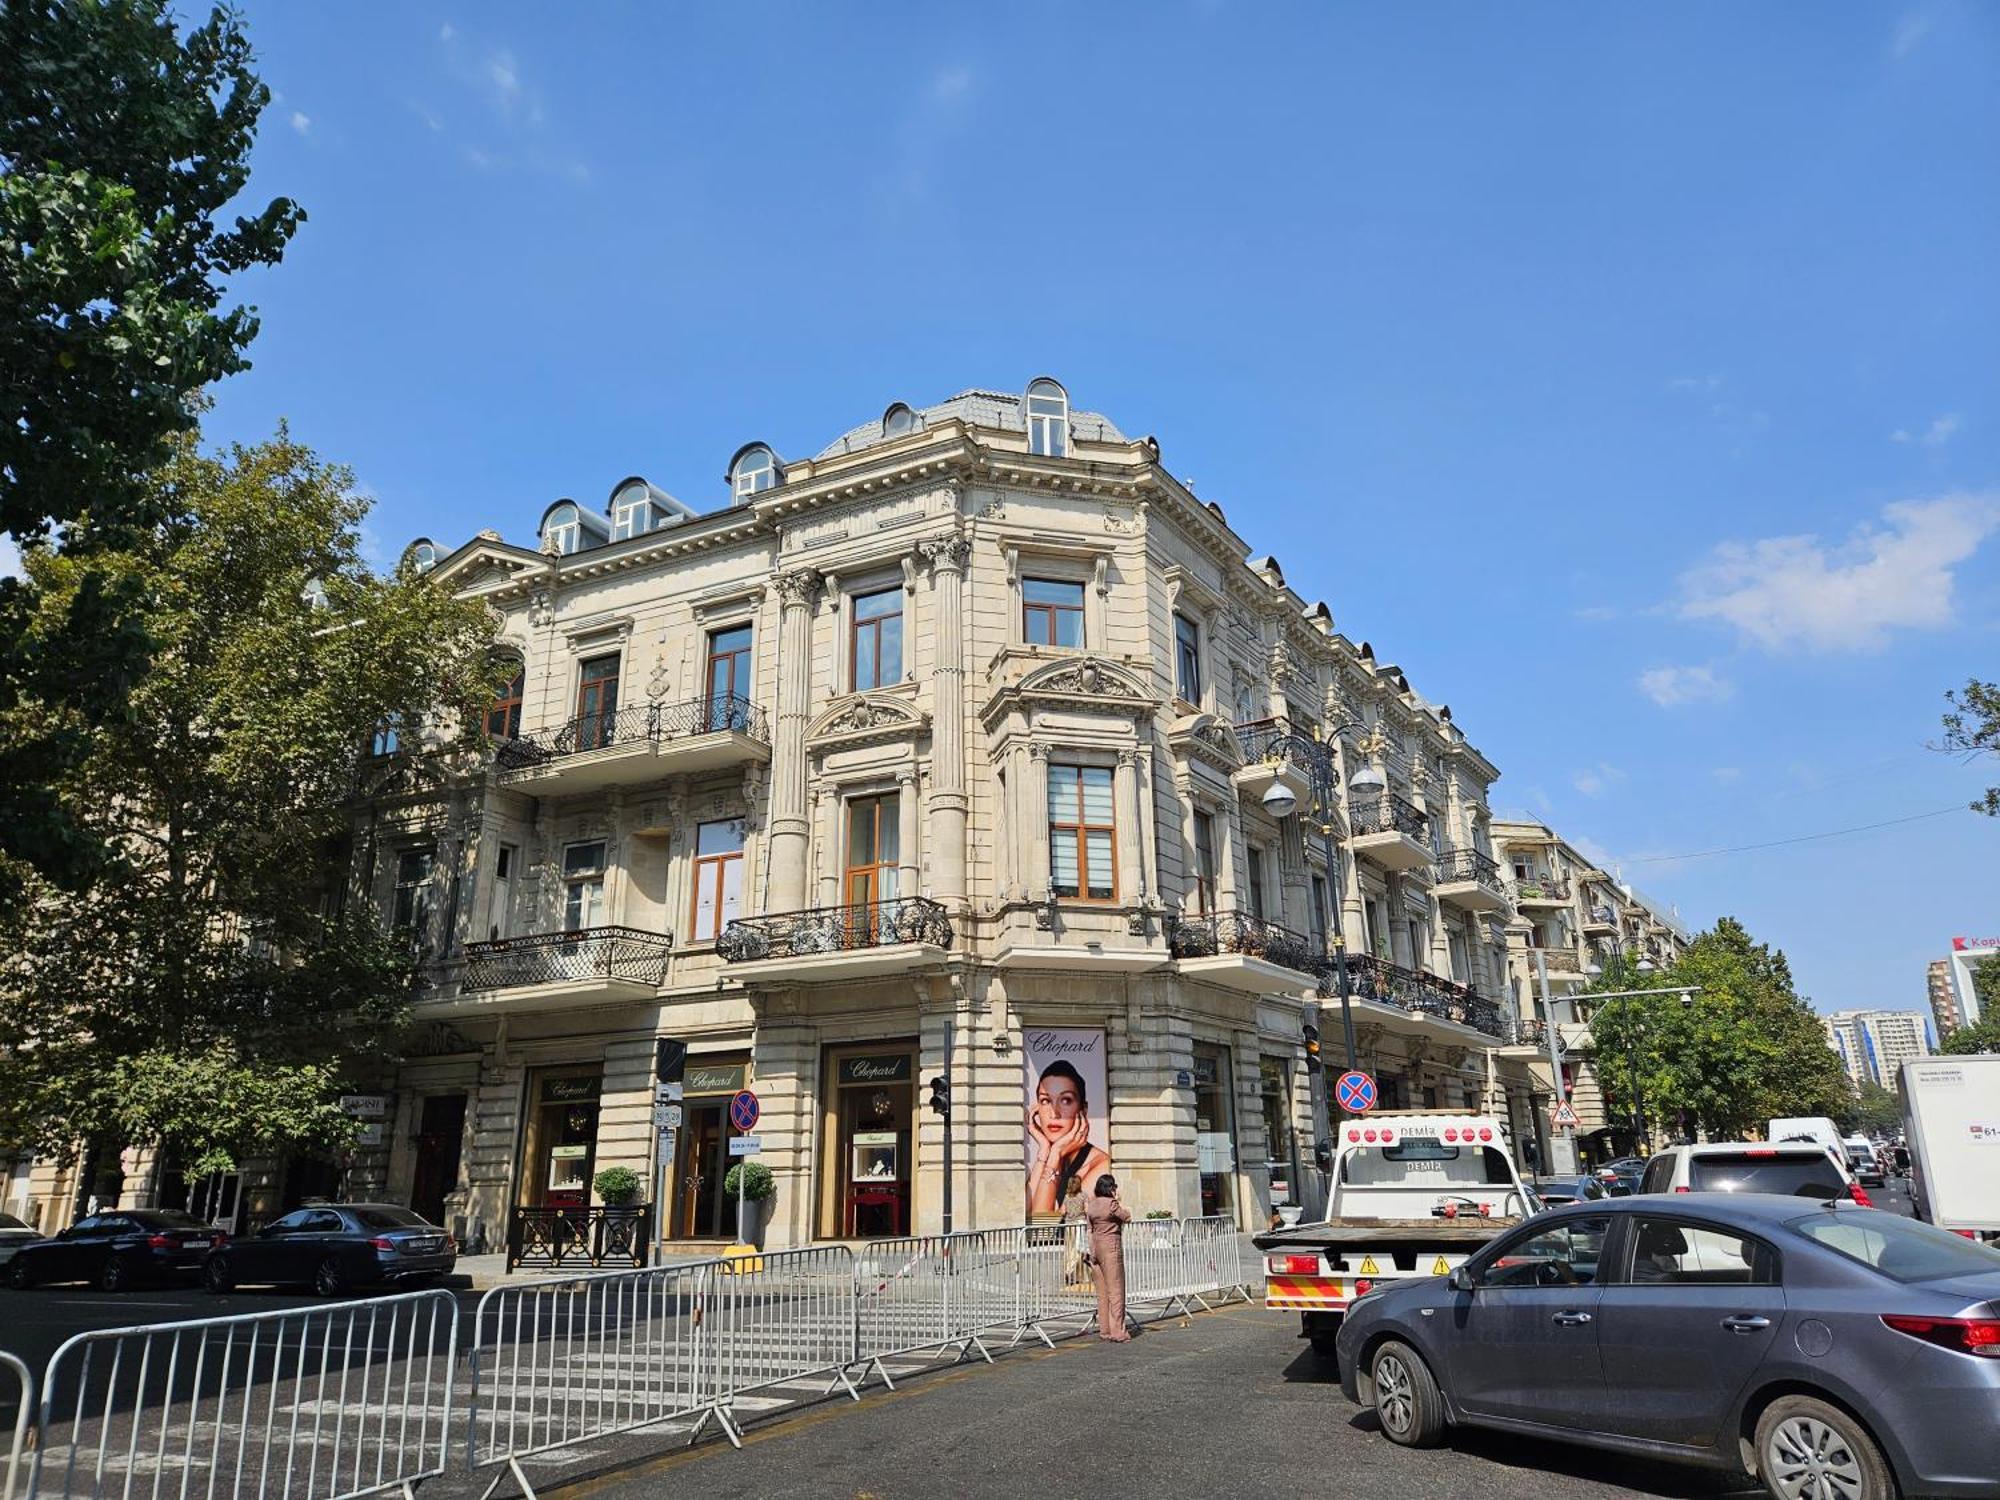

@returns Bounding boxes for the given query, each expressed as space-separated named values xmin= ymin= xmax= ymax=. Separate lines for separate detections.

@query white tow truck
xmin=1900 ymin=1054 xmax=2000 ymax=1242
xmin=1250 ymin=1111 xmax=1537 ymax=1359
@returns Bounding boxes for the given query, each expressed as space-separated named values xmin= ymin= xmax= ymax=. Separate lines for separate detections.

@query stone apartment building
xmin=12 ymin=380 xmax=1556 ymax=1245
xmin=1490 ymin=819 xmax=1689 ymax=1163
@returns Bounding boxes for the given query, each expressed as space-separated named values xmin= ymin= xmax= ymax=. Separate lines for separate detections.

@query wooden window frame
xmin=486 ymin=659 xmax=524 ymax=739
xmin=1192 ymin=810 xmax=1218 ymax=915
xmin=1048 ymin=763 xmax=1117 ymax=903
xmin=1021 ymin=577 xmax=1085 ymax=648
xmin=689 ymin=819 xmax=745 ymax=943
xmin=849 ymin=588 xmax=904 ymax=693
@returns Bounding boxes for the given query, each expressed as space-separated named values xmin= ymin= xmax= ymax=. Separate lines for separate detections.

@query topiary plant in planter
xmin=722 ymin=1161 xmax=775 ymax=1201
xmin=593 ymin=1166 xmax=643 ymax=1207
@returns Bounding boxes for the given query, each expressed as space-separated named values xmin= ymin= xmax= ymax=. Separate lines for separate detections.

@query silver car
xmin=1336 ymin=1194 xmax=2000 ymax=1500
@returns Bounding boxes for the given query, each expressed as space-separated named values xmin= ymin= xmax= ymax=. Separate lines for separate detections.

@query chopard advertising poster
xmin=1023 ymin=1027 xmax=1110 ymax=1217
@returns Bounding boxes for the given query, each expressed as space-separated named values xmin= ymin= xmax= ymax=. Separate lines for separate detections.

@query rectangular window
xmin=371 ymin=719 xmax=403 ymax=757
xmin=392 ymin=849 xmax=435 ymax=939
xmin=1259 ymin=1059 xmax=1297 ymax=1208
xmin=562 ymin=841 xmax=606 ymax=932
xmin=845 ymin=796 xmax=901 ymax=943
xmin=1174 ymin=615 xmax=1202 ymax=705
xmin=1022 ymin=578 xmax=1084 ymax=648
xmin=690 ymin=818 xmax=745 ymax=942
xmin=1048 ymin=764 xmax=1116 ymax=901
xmin=704 ymin=624 xmax=753 ymax=731
xmin=609 ymin=494 xmax=650 ymax=540
xmin=575 ymin=655 xmax=620 ymax=750
xmin=850 ymin=588 xmax=903 ymax=692
xmin=490 ymin=843 xmax=517 ymax=941
xmin=486 ymin=662 xmax=524 ymax=740
xmin=1193 ymin=812 xmax=1218 ymax=915
xmin=1246 ymin=846 xmax=1267 ymax=920
xmin=1311 ymin=874 xmax=1330 ymax=947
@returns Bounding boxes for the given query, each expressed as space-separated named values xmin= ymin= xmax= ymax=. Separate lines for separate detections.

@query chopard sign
xmin=1025 ymin=1030 xmax=1100 ymax=1059
xmin=839 ymin=1054 xmax=911 ymax=1085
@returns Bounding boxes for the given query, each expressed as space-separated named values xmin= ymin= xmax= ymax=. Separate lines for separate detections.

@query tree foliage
xmin=1587 ymin=917 xmax=1851 ymax=1142
xmin=0 ymin=430 xmax=500 ymax=1177
xmin=1941 ymin=1017 xmax=2000 ymax=1056
xmin=0 ymin=0 xmax=301 ymax=895
xmin=1940 ymin=678 xmax=2000 ymax=816
xmin=1845 ymin=1081 xmax=1904 ymax=1136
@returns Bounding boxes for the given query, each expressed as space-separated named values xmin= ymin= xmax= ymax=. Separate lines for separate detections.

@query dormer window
xmin=544 ymin=502 xmax=583 ymax=556
xmin=402 ymin=539 xmax=438 ymax=574
xmin=609 ymin=481 xmax=654 ymax=540
xmin=882 ymin=403 xmax=918 ymax=438
xmin=1025 ymin=377 xmax=1069 ymax=457
xmin=730 ymin=444 xmax=779 ymax=500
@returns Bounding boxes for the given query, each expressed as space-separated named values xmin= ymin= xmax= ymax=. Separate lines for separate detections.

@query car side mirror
xmin=1447 ymin=1266 xmax=1477 ymax=1293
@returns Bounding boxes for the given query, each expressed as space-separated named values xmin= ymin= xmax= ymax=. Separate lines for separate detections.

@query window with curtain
xmin=690 ymin=819 xmax=745 ymax=941
xmin=1193 ymin=811 xmax=1218 ymax=915
xmin=1048 ymin=764 xmax=1116 ymax=901
xmin=562 ymin=841 xmax=606 ymax=931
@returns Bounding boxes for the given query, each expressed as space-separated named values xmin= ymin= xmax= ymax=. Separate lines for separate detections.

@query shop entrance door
xmin=410 ymin=1093 xmax=466 ymax=1226
xmin=676 ymin=1103 xmax=738 ymax=1239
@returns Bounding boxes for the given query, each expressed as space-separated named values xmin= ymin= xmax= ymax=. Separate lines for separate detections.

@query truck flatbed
xmin=1254 ymin=1219 xmax=1508 ymax=1252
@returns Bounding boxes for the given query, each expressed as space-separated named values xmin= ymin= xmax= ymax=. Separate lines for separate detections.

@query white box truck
xmin=1898 ymin=1055 xmax=2000 ymax=1240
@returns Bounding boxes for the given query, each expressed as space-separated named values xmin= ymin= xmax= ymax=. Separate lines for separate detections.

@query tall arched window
xmin=543 ymin=502 xmax=582 ymax=555
xmin=486 ymin=656 xmax=525 ymax=739
xmin=730 ymin=444 xmax=779 ymax=499
xmin=1025 ymin=378 xmax=1069 ymax=457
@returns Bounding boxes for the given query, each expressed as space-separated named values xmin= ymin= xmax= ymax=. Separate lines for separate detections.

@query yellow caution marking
xmin=1432 ymin=1256 xmax=1450 ymax=1275
xmin=1358 ymin=1256 xmax=1380 ymax=1276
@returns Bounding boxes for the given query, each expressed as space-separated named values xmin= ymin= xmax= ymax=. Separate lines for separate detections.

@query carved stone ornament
xmin=646 ymin=658 xmax=673 ymax=702
xmin=527 ymin=588 xmax=554 ymax=628
xmin=973 ymin=495 xmax=1008 ymax=523
xmin=1102 ymin=507 xmax=1139 ymax=535
xmin=773 ymin=568 xmax=823 ymax=608
xmin=1355 ymin=724 xmax=1390 ymax=761
xmin=918 ymin=534 xmax=973 ymax=573
xmin=827 ymin=700 xmax=905 ymax=734
xmin=404 ymin=1019 xmax=478 ymax=1057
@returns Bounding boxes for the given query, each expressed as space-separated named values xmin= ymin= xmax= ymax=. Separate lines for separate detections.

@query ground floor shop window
xmin=821 ymin=1045 xmax=914 ymax=1238
xmin=1258 ymin=1058 xmax=1298 ymax=1213
xmin=670 ymin=1056 xmax=751 ymax=1240
xmin=1191 ymin=1041 xmax=1237 ymax=1221
xmin=520 ymin=1069 xmax=601 ymax=1209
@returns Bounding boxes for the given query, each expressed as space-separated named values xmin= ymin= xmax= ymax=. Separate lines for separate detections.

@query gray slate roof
xmin=814 ymin=388 xmax=1129 ymax=460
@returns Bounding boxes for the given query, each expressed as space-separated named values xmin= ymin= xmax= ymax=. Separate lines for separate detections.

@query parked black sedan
xmin=203 ymin=1204 xmax=456 ymax=1296
xmin=6 ymin=1209 xmax=222 ymax=1290
xmin=1336 ymin=1194 xmax=2000 ymax=1500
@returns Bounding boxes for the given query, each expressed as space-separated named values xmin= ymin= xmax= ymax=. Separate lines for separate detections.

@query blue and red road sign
xmin=729 ymin=1089 xmax=761 ymax=1132
xmin=1335 ymin=1070 xmax=1378 ymax=1114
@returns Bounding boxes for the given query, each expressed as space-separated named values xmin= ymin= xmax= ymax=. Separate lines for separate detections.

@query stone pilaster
xmin=919 ymin=534 xmax=971 ymax=905
xmin=765 ymin=568 xmax=821 ymax=910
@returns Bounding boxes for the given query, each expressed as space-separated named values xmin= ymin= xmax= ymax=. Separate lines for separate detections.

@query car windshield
xmin=353 ymin=1207 xmax=430 ymax=1230
xmin=1789 ymin=1210 xmax=2000 ymax=1283
xmin=1688 ymin=1152 xmax=1844 ymax=1198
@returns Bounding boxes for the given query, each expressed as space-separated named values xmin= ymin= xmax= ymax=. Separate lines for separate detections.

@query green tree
xmin=1940 ymin=678 xmax=2000 ymax=815
xmin=0 ymin=430 xmax=499 ymax=1180
xmin=1589 ymin=918 xmax=1849 ymax=1141
xmin=1941 ymin=1018 xmax=2000 ymax=1056
xmin=0 ymin=0 xmax=301 ymax=895
xmin=1846 ymin=1081 xmax=1904 ymax=1136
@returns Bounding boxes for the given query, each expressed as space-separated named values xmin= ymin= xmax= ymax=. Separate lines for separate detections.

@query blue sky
xmin=163 ymin=4 xmax=2000 ymax=1016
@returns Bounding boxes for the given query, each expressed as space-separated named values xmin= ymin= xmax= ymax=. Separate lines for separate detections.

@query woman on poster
xmin=1026 ymin=1059 xmax=1110 ymax=1216
xmin=1084 ymin=1173 xmax=1133 ymax=1342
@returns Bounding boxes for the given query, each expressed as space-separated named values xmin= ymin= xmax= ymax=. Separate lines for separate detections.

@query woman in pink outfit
xmin=1083 ymin=1173 xmax=1132 ymax=1342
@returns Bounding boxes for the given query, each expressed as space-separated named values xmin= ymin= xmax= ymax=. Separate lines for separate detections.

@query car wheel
xmin=313 ymin=1256 xmax=348 ymax=1298
xmin=1755 ymin=1395 xmax=1896 ymax=1500
xmin=203 ymin=1258 xmax=234 ymax=1295
xmin=6 ymin=1259 xmax=34 ymax=1290
xmin=1371 ymin=1340 xmax=1447 ymax=1448
xmin=97 ymin=1256 xmax=130 ymax=1293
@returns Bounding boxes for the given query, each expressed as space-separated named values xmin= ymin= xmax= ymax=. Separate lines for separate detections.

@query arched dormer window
xmin=402 ymin=539 xmax=438 ymax=574
xmin=729 ymin=444 xmax=779 ymax=500
xmin=882 ymin=402 xmax=918 ymax=438
xmin=1025 ymin=377 xmax=1069 ymax=457
xmin=609 ymin=480 xmax=654 ymax=540
xmin=543 ymin=502 xmax=582 ymax=555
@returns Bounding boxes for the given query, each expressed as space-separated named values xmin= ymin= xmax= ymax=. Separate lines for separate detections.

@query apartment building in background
xmin=1935 ymin=937 xmax=1995 ymax=1035
xmin=1927 ymin=958 xmax=1962 ymax=1041
xmin=1824 ymin=1008 xmax=1933 ymax=1089
xmin=22 ymin=379 xmax=1556 ymax=1245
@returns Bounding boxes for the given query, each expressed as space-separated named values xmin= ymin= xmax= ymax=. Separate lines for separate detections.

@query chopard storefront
xmin=818 ymin=1042 xmax=916 ymax=1239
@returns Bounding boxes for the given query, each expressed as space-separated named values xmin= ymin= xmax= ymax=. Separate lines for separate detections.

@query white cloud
xmin=486 ymin=51 xmax=521 ymax=110
xmin=930 ymin=65 xmax=973 ymax=103
xmin=1891 ymin=413 xmax=1960 ymax=447
xmin=1570 ymin=763 xmax=1627 ymax=799
xmin=1890 ymin=11 xmax=1933 ymax=58
xmin=1567 ymin=833 xmax=1622 ymax=876
xmin=289 ymin=111 xmax=311 ymax=135
xmin=1676 ymin=493 xmax=2000 ymax=652
xmin=1638 ymin=664 xmax=1734 ymax=707
xmin=439 ymin=22 xmax=456 ymax=42
xmin=1668 ymin=374 xmax=1722 ymax=393
xmin=1712 ymin=766 xmax=1743 ymax=784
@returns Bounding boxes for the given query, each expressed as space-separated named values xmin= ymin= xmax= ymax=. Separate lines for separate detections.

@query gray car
xmin=1335 ymin=1194 xmax=2000 ymax=1500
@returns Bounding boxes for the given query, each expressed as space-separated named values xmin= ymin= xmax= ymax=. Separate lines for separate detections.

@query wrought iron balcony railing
xmin=461 ymin=925 xmax=673 ymax=990
xmin=494 ymin=692 xmax=767 ymax=771
xmin=1323 ymin=953 xmax=1507 ymax=1040
xmin=716 ymin=896 xmax=953 ymax=963
xmin=1167 ymin=909 xmax=1321 ymax=974
xmin=1435 ymin=847 xmax=1505 ymax=895
xmin=1508 ymin=1014 xmax=1551 ymax=1048
xmin=1348 ymin=790 xmax=1429 ymax=841
xmin=1513 ymin=873 xmax=1573 ymax=902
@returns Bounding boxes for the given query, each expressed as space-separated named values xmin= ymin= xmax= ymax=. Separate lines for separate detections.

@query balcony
xmin=445 ymin=926 xmax=674 ymax=1013
xmin=1325 ymin=954 xmax=1508 ymax=1041
xmin=493 ymin=693 xmax=769 ymax=793
xmin=1347 ymin=792 xmax=1433 ymax=874
xmin=1512 ymin=873 xmax=1572 ymax=907
xmin=1168 ymin=909 xmax=1323 ymax=995
xmin=1582 ymin=906 xmax=1617 ymax=935
xmin=716 ymin=896 xmax=953 ymax=982
xmin=1504 ymin=1014 xmax=1552 ymax=1051
xmin=1433 ymin=848 xmax=1510 ymax=913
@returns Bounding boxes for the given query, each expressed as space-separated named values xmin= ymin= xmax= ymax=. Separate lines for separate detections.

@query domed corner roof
xmin=814 ymin=387 xmax=1129 ymax=460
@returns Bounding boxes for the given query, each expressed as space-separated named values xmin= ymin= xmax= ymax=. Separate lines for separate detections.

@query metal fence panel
xmin=3 ymin=1350 xmax=30 ymax=1500
xmin=852 ymin=1230 xmax=1033 ymax=1386
xmin=29 ymin=1290 xmax=456 ymax=1500
xmin=702 ymin=1247 xmax=860 ymax=1435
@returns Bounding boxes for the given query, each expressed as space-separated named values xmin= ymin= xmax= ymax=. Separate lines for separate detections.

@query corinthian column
xmin=919 ymin=533 xmax=972 ymax=906
xmin=766 ymin=567 xmax=821 ymax=910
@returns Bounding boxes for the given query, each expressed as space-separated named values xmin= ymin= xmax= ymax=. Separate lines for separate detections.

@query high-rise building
xmin=1939 ymin=938 xmax=1996 ymax=1031
xmin=1824 ymin=1009 xmax=1933 ymax=1089
xmin=1928 ymin=958 xmax=1962 ymax=1041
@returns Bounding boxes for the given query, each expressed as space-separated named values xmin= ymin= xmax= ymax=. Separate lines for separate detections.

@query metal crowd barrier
xmin=4 ymin=1350 xmax=30 ymax=1500
xmin=466 ymin=1258 xmax=722 ymax=1498
xmin=28 ymin=1290 xmax=456 ymax=1500
xmin=703 ymin=1247 xmax=861 ymax=1433
xmin=853 ymin=1229 xmax=1045 ymax=1387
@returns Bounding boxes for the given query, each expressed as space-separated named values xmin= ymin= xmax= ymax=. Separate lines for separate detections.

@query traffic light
xmin=927 ymin=1074 xmax=950 ymax=1120
xmin=1302 ymin=1001 xmax=1323 ymax=1075
xmin=654 ymin=1037 xmax=687 ymax=1084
